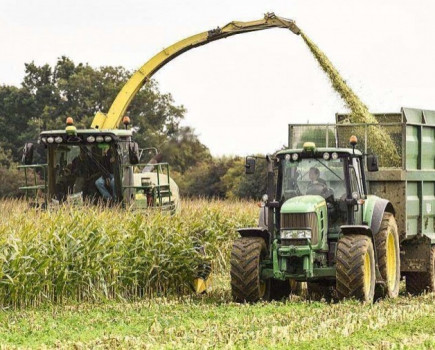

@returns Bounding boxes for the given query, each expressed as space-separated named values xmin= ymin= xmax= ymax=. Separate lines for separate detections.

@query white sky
xmin=1 ymin=0 xmax=434 ymax=156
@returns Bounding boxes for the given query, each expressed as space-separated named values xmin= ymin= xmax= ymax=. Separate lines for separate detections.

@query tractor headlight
xmin=281 ymin=229 xmax=312 ymax=239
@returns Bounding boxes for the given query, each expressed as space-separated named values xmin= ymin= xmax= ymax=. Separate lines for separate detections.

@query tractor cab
xmin=276 ymin=142 xmax=368 ymax=236
xmin=19 ymin=118 xmax=180 ymax=213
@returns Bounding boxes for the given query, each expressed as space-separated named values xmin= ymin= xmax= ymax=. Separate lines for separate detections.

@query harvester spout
xmin=264 ymin=12 xmax=301 ymax=35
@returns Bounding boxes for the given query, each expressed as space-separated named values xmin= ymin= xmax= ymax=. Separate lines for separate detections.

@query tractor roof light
xmin=291 ymin=153 xmax=299 ymax=161
xmin=331 ymin=152 xmax=339 ymax=160
xmin=123 ymin=116 xmax=130 ymax=129
xmin=96 ymin=136 xmax=104 ymax=143
xmin=303 ymin=142 xmax=316 ymax=152
xmin=87 ymin=136 xmax=96 ymax=143
xmin=104 ymin=136 xmax=112 ymax=142
xmin=285 ymin=154 xmax=291 ymax=160
xmin=55 ymin=136 xmax=63 ymax=144
xmin=349 ymin=135 xmax=358 ymax=147
xmin=323 ymin=152 xmax=330 ymax=160
xmin=47 ymin=137 xmax=54 ymax=144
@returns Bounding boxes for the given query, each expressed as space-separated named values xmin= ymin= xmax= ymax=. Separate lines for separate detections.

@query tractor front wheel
xmin=336 ymin=234 xmax=376 ymax=302
xmin=230 ymin=237 xmax=269 ymax=302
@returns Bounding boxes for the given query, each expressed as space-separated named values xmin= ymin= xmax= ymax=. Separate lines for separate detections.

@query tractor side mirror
xmin=367 ymin=154 xmax=379 ymax=172
xmin=128 ymin=142 xmax=140 ymax=165
xmin=245 ymin=157 xmax=256 ymax=174
xmin=22 ymin=143 xmax=34 ymax=165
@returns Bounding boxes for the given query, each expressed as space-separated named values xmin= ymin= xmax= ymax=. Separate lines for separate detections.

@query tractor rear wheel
xmin=336 ymin=234 xmax=376 ymax=302
xmin=406 ymin=246 xmax=435 ymax=295
xmin=230 ymin=237 xmax=268 ymax=302
xmin=375 ymin=212 xmax=400 ymax=298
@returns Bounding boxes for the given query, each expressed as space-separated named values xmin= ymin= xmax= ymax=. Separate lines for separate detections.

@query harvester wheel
xmin=307 ymin=282 xmax=333 ymax=301
xmin=406 ymin=246 xmax=435 ymax=295
xmin=375 ymin=212 xmax=400 ymax=299
xmin=336 ymin=234 xmax=376 ymax=302
xmin=230 ymin=237 xmax=268 ymax=302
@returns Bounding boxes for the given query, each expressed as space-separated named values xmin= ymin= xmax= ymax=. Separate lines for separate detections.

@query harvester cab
xmin=19 ymin=118 xmax=180 ymax=213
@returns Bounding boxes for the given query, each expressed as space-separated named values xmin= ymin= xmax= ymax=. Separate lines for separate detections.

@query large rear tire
xmin=406 ymin=246 xmax=435 ymax=295
xmin=375 ymin=212 xmax=400 ymax=298
xmin=230 ymin=237 xmax=268 ymax=302
xmin=336 ymin=234 xmax=376 ymax=302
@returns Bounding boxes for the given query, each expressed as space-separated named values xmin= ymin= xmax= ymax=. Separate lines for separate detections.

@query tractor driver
xmin=95 ymin=144 xmax=116 ymax=201
xmin=306 ymin=167 xmax=328 ymax=196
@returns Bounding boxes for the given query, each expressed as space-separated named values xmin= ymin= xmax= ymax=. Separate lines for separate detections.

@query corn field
xmin=0 ymin=200 xmax=258 ymax=308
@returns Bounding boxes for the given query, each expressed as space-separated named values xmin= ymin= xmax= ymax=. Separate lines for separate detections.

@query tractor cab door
xmin=349 ymin=157 xmax=365 ymax=225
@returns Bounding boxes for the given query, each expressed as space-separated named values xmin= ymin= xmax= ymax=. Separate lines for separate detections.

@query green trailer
xmin=230 ymin=107 xmax=435 ymax=302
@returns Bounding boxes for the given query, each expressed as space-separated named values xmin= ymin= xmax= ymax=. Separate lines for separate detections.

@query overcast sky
xmin=1 ymin=0 xmax=434 ymax=156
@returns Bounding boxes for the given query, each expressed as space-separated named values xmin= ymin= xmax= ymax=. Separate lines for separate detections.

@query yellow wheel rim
xmin=364 ymin=251 xmax=371 ymax=296
xmin=386 ymin=230 xmax=397 ymax=290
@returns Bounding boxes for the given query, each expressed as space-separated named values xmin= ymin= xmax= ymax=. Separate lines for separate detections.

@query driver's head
xmin=309 ymin=167 xmax=320 ymax=181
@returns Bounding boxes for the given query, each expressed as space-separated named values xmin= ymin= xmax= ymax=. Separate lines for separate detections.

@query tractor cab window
xmin=350 ymin=157 xmax=365 ymax=198
xmin=49 ymin=144 xmax=117 ymax=203
xmin=281 ymin=156 xmax=346 ymax=202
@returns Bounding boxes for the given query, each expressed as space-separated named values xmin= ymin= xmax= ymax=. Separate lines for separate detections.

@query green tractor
xmin=231 ymin=108 xmax=435 ymax=303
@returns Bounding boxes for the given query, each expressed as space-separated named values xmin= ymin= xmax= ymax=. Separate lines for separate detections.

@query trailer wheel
xmin=375 ymin=212 xmax=400 ymax=298
xmin=336 ymin=234 xmax=376 ymax=302
xmin=406 ymin=246 xmax=435 ymax=295
xmin=230 ymin=237 xmax=269 ymax=302
xmin=307 ymin=282 xmax=334 ymax=301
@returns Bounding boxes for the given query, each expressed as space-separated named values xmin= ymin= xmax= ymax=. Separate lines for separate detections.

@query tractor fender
xmin=237 ymin=228 xmax=271 ymax=246
xmin=364 ymin=196 xmax=395 ymax=236
xmin=340 ymin=225 xmax=373 ymax=237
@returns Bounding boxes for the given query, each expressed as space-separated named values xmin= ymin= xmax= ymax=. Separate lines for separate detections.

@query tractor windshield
xmin=49 ymin=144 xmax=117 ymax=203
xmin=281 ymin=156 xmax=346 ymax=202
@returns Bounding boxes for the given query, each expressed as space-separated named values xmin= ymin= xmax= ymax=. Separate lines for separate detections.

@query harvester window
xmin=50 ymin=144 xmax=118 ymax=203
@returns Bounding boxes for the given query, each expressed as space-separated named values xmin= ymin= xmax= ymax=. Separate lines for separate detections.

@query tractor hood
xmin=281 ymin=195 xmax=326 ymax=214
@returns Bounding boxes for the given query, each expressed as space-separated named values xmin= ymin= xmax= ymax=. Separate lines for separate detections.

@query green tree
xmin=0 ymin=147 xmax=26 ymax=198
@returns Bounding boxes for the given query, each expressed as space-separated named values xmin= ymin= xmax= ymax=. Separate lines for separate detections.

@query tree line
xmin=0 ymin=57 xmax=268 ymax=199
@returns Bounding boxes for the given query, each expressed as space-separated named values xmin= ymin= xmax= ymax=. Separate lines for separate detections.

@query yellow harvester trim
xmin=91 ymin=13 xmax=300 ymax=129
xmin=193 ymin=276 xmax=212 ymax=294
